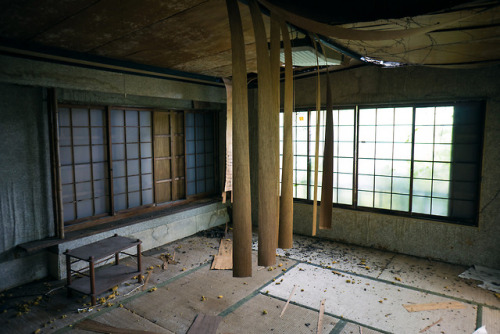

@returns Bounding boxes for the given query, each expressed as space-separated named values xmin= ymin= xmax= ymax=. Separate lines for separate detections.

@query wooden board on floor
xmin=186 ymin=314 xmax=222 ymax=334
xmin=75 ymin=318 xmax=162 ymax=334
xmin=403 ymin=301 xmax=465 ymax=312
xmin=211 ymin=238 xmax=233 ymax=270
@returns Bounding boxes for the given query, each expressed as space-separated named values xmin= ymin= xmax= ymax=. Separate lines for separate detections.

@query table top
xmin=64 ymin=235 xmax=141 ymax=261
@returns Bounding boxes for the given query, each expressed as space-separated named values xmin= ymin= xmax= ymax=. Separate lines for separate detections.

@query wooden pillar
xmin=225 ymin=0 xmax=253 ymax=277
xmin=278 ymin=20 xmax=294 ymax=249
xmin=249 ymin=0 xmax=278 ymax=266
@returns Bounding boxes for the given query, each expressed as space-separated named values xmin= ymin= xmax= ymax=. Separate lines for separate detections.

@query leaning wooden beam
xmin=225 ymin=0 xmax=253 ymax=277
xmin=278 ymin=19 xmax=294 ymax=249
xmin=319 ymin=74 xmax=334 ymax=230
xmin=222 ymin=77 xmax=233 ymax=201
xmin=270 ymin=13 xmax=281 ymax=245
xmin=250 ymin=0 xmax=278 ymax=267
xmin=311 ymin=36 xmax=321 ymax=237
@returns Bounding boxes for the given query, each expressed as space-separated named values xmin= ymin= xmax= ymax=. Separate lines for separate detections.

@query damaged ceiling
xmin=0 ymin=0 xmax=499 ymax=81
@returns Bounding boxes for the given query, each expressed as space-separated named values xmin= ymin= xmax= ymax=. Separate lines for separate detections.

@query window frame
xmin=55 ymin=104 xmax=219 ymax=231
xmin=282 ymin=100 xmax=485 ymax=226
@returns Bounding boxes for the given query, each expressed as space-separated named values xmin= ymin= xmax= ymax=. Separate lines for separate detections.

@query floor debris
xmin=317 ymin=299 xmax=326 ymax=334
xmin=75 ymin=318 xmax=162 ymax=333
xmin=419 ymin=317 xmax=443 ymax=332
xmin=459 ymin=265 xmax=500 ymax=293
xmin=211 ymin=238 xmax=233 ymax=270
xmin=186 ymin=313 xmax=222 ymax=334
xmin=280 ymin=284 xmax=297 ymax=317
xmin=403 ymin=301 xmax=466 ymax=312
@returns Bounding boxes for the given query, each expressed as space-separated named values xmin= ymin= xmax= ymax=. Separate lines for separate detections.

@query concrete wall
xmin=0 ymin=55 xmax=228 ymax=290
xmin=252 ymin=64 xmax=500 ymax=268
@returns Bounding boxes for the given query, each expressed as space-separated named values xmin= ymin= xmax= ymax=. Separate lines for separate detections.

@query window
xmin=279 ymin=101 xmax=484 ymax=225
xmin=58 ymin=106 xmax=217 ymax=226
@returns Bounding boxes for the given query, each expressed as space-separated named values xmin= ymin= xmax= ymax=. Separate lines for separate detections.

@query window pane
xmin=128 ymin=176 xmax=140 ymax=192
xmin=433 ymin=162 xmax=451 ymax=180
xmin=76 ymin=199 xmax=93 ymax=219
xmin=75 ymin=182 xmax=92 ymax=200
xmin=114 ymin=194 xmax=127 ymax=211
xmin=374 ymin=192 xmax=391 ymax=209
xmin=392 ymin=194 xmax=409 ymax=211
xmin=110 ymin=109 xmax=124 ymax=126
xmin=412 ymin=196 xmax=431 ymax=214
xmin=126 ymin=127 xmax=139 ymax=142
xmin=413 ymin=179 xmax=432 ymax=196
xmin=140 ymin=111 xmax=151 ymax=126
xmin=296 ymin=185 xmax=307 ymax=199
xmin=376 ymin=126 xmax=393 ymax=142
xmin=126 ymin=143 xmax=139 ymax=159
xmin=432 ymin=198 xmax=449 ymax=216
xmin=358 ymin=191 xmax=373 ymax=207
xmin=112 ymin=144 xmax=125 ymax=160
xmin=73 ymin=127 xmax=89 ymax=145
xmin=127 ymin=160 xmax=139 ymax=175
xmin=394 ymin=107 xmax=412 ymax=125
xmin=359 ymin=143 xmax=375 ymax=158
xmin=434 ymin=144 xmax=452 ymax=162
xmin=74 ymin=164 xmax=91 ymax=182
xmin=126 ymin=110 xmax=138 ymax=126
xmin=94 ymin=196 xmax=108 ymax=215
xmin=92 ymin=145 xmax=106 ymax=163
xmin=142 ymin=189 xmax=153 ymax=204
xmin=128 ymin=191 xmax=141 ymax=208
xmin=74 ymin=146 xmax=90 ymax=164
xmin=338 ymin=173 xmax=353 ymax=188
xmin=413 ymin=161 xmax=432 ymax=179
xmin=63 ymin=203 xmax=75 ymax=221
xmin=435 ymin=106 xmax=454 ymax=125
xmin=392 ymin=160 xmax=411 ymax=177
xmin=375 ymin=159 xmax=392 ymax=176
xmin=358 ymin=175 xmax=374 ymax=191
xmin=113 ymin=160 xmax=126 ymax=177
xmin=414 ymin=126 xmax=434 ymax=143
xmin=375 ymin=176 xmax=391 ymax=192
xmin=393 ymin=177 xmax=410 ymax=194
xmin=394 ymin=125 xmax=412 ymax=143
xmin=359 ymin=109 xmax=376 ymax=125
xmin=414 ymin=144 xmax=433 ymax=161
xmin=358 ymin=159 xmax=374 ymax=174
xmin=415 ymin=107 xmax=434 ymax=125
xmin=338 ymin=189 xmax=352 ymax=205
xmin=72 ymin=108 xmax=89 ymax=126
xmin=90 ymin=109 xmax=104 ymax=126
xmin=433 ymin=180 xmax=450 ymax=198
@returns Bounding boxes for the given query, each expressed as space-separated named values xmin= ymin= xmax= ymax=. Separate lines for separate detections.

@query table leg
xmin=65 ymin=252 xmax=72 ymax=297
xmin=89 ymin=257 xmax=96 ymax=306
xmin=137 ymin=243 xmax=142 ymax=283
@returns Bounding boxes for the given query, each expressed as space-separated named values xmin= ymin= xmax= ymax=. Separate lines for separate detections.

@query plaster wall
xmin=253 ymin=65 xmax=500 ymax=268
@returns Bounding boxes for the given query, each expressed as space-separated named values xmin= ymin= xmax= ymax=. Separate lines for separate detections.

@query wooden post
xmin=225 ymin=0 xmax=253 ymax=277
xmin=48 ymin=88 xmax=64 ymax=239
xmin=250 ymin=0 xmax=278 ymax=267
xmin=278 ymin=20 xmax=294 ymax=249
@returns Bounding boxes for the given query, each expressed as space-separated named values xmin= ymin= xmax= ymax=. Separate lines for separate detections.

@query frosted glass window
xmin=73 ymin=146 xmax=90 ymax=164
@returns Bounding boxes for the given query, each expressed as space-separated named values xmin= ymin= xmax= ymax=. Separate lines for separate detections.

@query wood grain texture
xmin=278 ymin=19 xmax=294 ymax=249
xmin=311 ymin=36 xmax=321 ymax=237
xmin=226 ymin=0 xmax=253 ymax=277
xmin=403 ymin=301 xmax=465 ymax=312
xmin=250 ymin=0 xmax=278 ymax=267
xmin=75 ymin=318 xmax=162 ymax=334
xmin=270 ymin=13 xmax=281 ymax=245
xmin=319 ymin=74 xmax=333 ymax=230
xmin=186 ymin=314 xmax=223 ymax=334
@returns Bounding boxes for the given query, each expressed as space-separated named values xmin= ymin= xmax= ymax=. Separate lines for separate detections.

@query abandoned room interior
xmin=0 ymin=0 xmax=499 ymax=333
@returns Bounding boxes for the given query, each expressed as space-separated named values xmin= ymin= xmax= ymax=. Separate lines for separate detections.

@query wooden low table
xmin=65 ymin=234 xmax=142 ymax=305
